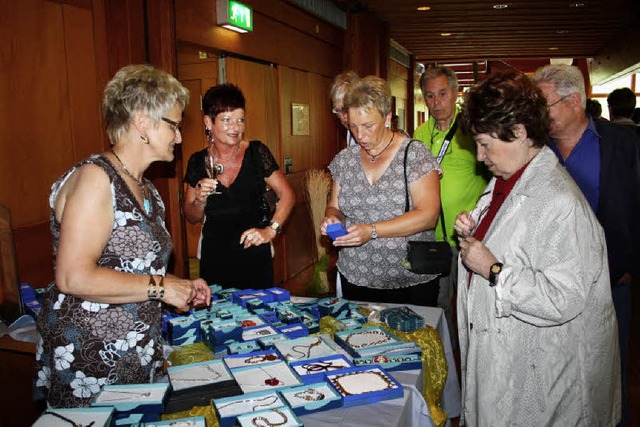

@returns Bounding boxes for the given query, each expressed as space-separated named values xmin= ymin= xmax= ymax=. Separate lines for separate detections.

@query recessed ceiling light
xmin=417 ymin=6 xmax=431 ymax=11
xmin=557 ymin=29 xmax=570 ymax=34
xmin=549 ymin=47 xmax=559 ymax=50
xmin=440 ymin=33 xmax=452 ymax=36
xmin=493 ymin=4 xmax=509 ymax=9
xmin=569 ymin=2 xmax=584 ymax=7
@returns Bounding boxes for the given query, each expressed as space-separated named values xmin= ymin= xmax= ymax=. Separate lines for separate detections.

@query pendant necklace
xmin=111 ymin=150 xmax=151 ymax=214
xmin=210 ymin=143 xmax=241 ymax=174
xmin=364 ymin=131 xmax=394 ymax=163
xmin=41 ymin=411 xmax=96 ymax=427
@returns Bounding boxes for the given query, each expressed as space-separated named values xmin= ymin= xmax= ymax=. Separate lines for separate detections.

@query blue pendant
xmin=144 ymin=198 xmax=151 ymax=214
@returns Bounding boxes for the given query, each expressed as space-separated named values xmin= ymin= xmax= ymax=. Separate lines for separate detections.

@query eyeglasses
xmin=161 ymin=117 xmax=182 ymax=132
xmin=332 ymin=106 xmax=345 ymax=115
xmin=547 ymin=94 xmax=571 ymax=108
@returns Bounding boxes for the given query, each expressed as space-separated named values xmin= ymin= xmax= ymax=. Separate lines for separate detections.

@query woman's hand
xmin=194 ymin=178 xmax=217 ymax=206
xmin=459 ymin=236 xmax=497 ymax=281
xmin=320 ymin=215 xmax=341 ymax=235
xmin=240 ymin=226 xmax=277 ymax=248
xmin=332 ymin=223 xmax=373 ymax=247
xmin=163 ymin=276 xmax=211 ymax=311
xmin=454 ymin=211 xmax=476 ymax=239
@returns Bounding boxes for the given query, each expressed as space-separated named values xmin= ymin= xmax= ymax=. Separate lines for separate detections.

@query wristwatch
xmin=270 ymin=221 xmax=282 ymax=235
xmin=370 ymin=223 xmax=378 ymax=239
xmin=489 ymin=262 xmax=503 ymax=286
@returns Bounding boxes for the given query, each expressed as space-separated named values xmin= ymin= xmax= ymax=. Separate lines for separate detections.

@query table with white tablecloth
xmin=291 ymin=297 xmax=461 ymax=427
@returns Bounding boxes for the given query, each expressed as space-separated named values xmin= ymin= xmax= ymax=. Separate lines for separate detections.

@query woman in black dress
xmin=184 ymin=84 xmax=295 ymax=289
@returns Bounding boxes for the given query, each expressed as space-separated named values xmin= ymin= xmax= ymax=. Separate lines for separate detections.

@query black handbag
xmin=404 ymin=120 xmax=458 ymax=275
xmin=249 ymin=141 xmax=279 ymax=226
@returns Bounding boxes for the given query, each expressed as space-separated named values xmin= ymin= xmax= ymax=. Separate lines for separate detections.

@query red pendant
xmin=265 ymin=377 xmax=280 ymax=386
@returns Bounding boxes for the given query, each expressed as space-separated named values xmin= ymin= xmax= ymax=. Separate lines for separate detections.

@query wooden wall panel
xmin=104 ymin=0 xmax=146 ymax=76
xmin=175 ymin=0 xmax=342 ymax=78
xmin=279 ymin=66 xmax=312 ymax=172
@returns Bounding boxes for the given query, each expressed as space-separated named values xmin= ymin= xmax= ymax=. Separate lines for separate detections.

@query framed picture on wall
xmin=291 ymin=103 xmax=309 ymax=136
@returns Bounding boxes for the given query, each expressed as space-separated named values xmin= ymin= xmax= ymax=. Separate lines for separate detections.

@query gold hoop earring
xmin=141 ymin=135 xmax=149 ymax=144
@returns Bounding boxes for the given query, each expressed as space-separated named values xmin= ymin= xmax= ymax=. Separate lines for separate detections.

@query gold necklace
xmin=111 ymin=150 xmax=151 ymax=214
xmin=363 ymin=131 xmax=395 ymax=163
xmin=211 ymin=143 xmax=241 ymax=164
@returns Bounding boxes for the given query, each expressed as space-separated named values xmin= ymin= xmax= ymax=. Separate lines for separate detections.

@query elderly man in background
xmin=533 ymin=64 xmax=640 ymax=427
xmin=330 ymin=71 xmax=359 ymax=147
xmin=413 ymin=66 xmax=488 ymax=345
xmin=607 ymin=87 xmax=639 ymax=133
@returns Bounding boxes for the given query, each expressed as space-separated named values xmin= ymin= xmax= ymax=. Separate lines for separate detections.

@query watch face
xmin=491 ymin=263 xmax=502 ymax=274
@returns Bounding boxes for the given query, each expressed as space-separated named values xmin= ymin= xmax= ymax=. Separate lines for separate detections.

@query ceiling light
xmin=417 ymin=6 xmax=431 ymax=11
xmin=493 ymin=4 xmax=509 ymax=9
xmin=549 ymin=47 xmax=559 ymax=50
xmin=440 ymin=33 xmax=452 ymax=36
xmin=557 ymin=29 xmax=570 ymax=34
xmin=569 ymin=2 xmax=584 ymax=7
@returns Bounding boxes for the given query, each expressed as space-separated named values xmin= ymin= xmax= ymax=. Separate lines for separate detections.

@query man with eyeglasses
xmin=533 ymin=64 xmax=640 ymax=427
xmin=330 ymin=71 xmax=359 ymax=147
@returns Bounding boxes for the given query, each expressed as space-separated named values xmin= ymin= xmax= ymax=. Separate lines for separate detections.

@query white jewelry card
xmin=33 ymin=407 xmax=114 ymax=427
xmin=214 ymin=390 xmax=285 ymax=417
xmin=92 ymin=383 xmax=169 ymax=405
xmin=232 ymin=361 xmax=302 ymax=394
xmin=168 ymin=359 xmax=233 ymax=391
xmin=224 ymin=350 xmax=282 ymax=369
xmin=274 ymin=335 xmax=336 ymax=361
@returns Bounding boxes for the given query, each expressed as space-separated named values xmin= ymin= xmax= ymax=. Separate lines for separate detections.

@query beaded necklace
xmin=41 ymin=411 xmax=96 ymax=427
xmin=111 ymin=150 xmax=151 ymax=214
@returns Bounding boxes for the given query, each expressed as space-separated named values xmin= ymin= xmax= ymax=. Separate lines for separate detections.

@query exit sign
xmin=217 ymin=0 xmax=253 ymax=33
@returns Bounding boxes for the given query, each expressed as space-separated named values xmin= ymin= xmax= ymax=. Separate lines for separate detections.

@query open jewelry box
xmin=231 ymin=360 xmax=303 ymax=394
xmin=142 ymin=415 xmax=206 ymax=426
xmin=280 ymin=381 xmax=343 ymax=416
xmin=33 ymin=407 xmax=114 ymax=427
xmin=288 ymin=353 xmax=354 ymax=385
xmin=334 ymin=325 xmax=416 ymax=357
xmin=236 ymin=406 xmax=303 ymax=427
xmin=223 ymin=349 xmax=283 ymax=369
xmin=325 ymin=365 xmax=403 ymax=408
xmin=213 ymin=390 xmax=287 ymax=427
xmin=91 ymin=383 xmax=170 ymax=421
xmin=274 ymin=335 xmax=337 ymax=362
xmin=165 ymin=359 xmax=241 ymax=413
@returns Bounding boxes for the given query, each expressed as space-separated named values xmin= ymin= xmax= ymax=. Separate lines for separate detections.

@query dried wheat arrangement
xmin=303 ymin=169 xmax=332 ymax=294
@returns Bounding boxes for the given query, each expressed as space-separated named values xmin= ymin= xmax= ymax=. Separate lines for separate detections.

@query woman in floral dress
xmin=34 ymin=65 xmax=211 ymax=408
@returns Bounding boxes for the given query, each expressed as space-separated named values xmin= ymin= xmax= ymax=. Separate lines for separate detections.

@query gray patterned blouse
xmin=329 ymin=139 xmax=441 ymax=289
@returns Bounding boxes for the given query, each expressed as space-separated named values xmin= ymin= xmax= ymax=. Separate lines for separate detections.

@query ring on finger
xmin=248 ymin=233 xmax=255 ymax=240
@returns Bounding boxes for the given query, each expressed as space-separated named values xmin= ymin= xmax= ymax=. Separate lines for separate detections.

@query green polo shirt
xmin=413 ymin=108 xmax=488 ymax=246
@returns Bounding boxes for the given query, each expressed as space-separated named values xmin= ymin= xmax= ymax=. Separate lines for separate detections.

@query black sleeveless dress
xmin=184 ymin=141 xmax=277 ymax=290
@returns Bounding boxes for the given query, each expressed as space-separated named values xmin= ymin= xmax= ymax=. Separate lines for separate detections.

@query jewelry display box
xmin=114 ymin=412 xmax=144 ymax=426
xmin=142 ymin=415 xmax=206 ymax=426
xmin=266 ymin=286 xmax=291 ymax=302
xmin=232 ymin=360 xmax=303 ymax=394
xmin=233 ymin=290 xmax=275 ymax=307
xmin=289 ymin=353 xmax=355 ymax=385
xmin=334 ymin=326 xmax=414 ymax=357
xmin=317 ymin=297 xmax=350 ymax=317
xmin=223 ymin=349 xmax=283 ymax=369
xmin=353 ymin=352 xmax=423 ymax=372
xmin=280 ymin=381 xmax=343 ymax=416
xmin=325 ymin=365 xmax=403 ymax=408
xmin=274 ymin=335 xmax=337 ymax=362
xmin=277 ymin=322 xmax=309 ymax=339
xmin=91 ymin=383 xmax=170 ymax=421
xmin=165 ymin=359 xmax=241 ymax=413
xmin=242 ymin=324 xmax=279 ymax=342
xmin=380 ymin=306 xmax=425 ymax=332
xmin=213 ymin=390 xmax=287 ymax=427
xmin=227 ymin=340 xmax=261 ymax=354
xmin=258 ymin=333 xmax=289 ymax=349
xmin=167 ymin=316 xmax=202 ymax=346
xmin=33 ymin=407 xmax=114 ymax=427
xmin=236 ymin=406 xmax=303 ymax=427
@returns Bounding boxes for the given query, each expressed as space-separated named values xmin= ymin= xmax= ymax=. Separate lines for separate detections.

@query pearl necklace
xmin=363 ymin=131 xmax=395 ymax=163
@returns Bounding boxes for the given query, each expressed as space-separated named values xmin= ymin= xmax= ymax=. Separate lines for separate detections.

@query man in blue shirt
xmin=534 ymin=64 xmax=640 ymax=427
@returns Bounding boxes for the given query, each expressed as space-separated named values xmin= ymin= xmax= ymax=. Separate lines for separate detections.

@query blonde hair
xmin=103 ymin=64 xmax=190 ymax=143
xmin=330 ymin=71 xmax=359 ymax=105
xmin=344 ymin=75 xmax=392 ymax=118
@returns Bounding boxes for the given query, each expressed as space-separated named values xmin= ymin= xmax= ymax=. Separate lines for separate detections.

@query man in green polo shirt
xmin=414 ymin=66 xmax=488 ymax=345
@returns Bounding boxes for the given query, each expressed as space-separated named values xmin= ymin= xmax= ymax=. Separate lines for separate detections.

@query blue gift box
xmin=33 ymin=407 xmax=114 ymax=427
xmin=223 ymin=349 xmax=283 ymax=369
xmin=266 ymin=286 xmax=290 ymax=302
xmin=325 ymin=365 xmax=403 ymax=408
xmin=113 ymin=412 xmax=145 ymax=426
xmin=167 ymin=317 xmax=201 ymax=346
xmin=317 ymin=297 xmax=350 ymax=317
xmin=274 ymin=335 xmax=337 ymax=362
xmin=289 ymin=353 xmax=355 ymax=385
xmin=231 ymin=360 xmax=303 ymax=394
xmin=276 ymin=307 xmax=302 ymax=324
xmin=227 ymin=340 xmax=260 ymax=354
xmin=257 ymin=333 xmax=289 ymax=349
xmin=277 ymin=322 xmax=309 ymax=339
xmin=292 ymin=299 xmax=321 ymax=319
xmin=353 ymin=352 xmax=423 ymax=371
xmin=91 ymin=383 xmax=170 ymax=418
xmin=237 ymin=315 xmax=266 ymax=329
xmin=246 ymin=297 xmax=267 ymax=311
xmin=209 ymin=319 xmax=243 ymax=343
xmin=217 ymin=287 xmax=241 ymax=300
xmin=242 ymin=325 xmax=279 ymax=341
xmin=142 ymin=415 xmax=206 ymax=426
xmin=280 ymin=381 xmax=343 ymax=416
xmin=236 ymin=406 xmax=303 ymax=427
xmin=233 ymin=290 xmax=274 ymax=307
xmin=213 ymin=390 xmax=287 ymax=427
xmin=259 ymin=311 xmax=279 ymax=324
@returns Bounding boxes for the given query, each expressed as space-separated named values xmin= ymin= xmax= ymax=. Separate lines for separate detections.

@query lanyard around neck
xmin=433 ymin=117 xmax=458 ymax=164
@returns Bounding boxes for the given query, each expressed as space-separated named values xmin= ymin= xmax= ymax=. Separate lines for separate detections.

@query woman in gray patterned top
xmin=320 ymin=76 xmax=442 ymax=306
xmin=35 ymin=65 xmax=211 ymax=408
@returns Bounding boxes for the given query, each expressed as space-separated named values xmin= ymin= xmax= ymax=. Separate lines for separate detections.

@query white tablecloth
xmin=291 ymin=297 xmax=461 ymax=426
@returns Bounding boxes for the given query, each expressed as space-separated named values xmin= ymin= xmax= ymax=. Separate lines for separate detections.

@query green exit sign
xmin=217 ymin=0 xmax=253 ymax=33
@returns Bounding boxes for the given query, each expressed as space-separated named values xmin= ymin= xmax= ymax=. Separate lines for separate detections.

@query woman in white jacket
xmin=454 ymin=71 xmax=620 ymax=426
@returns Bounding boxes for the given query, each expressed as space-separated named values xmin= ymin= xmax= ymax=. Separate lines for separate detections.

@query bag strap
xmin=404 ymin=140 xmax=448 ymax=240
xmin=434 ymin=116 xmax=458 ymax=164
xmin=248 ymin=140 xmax=267 ymax=192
